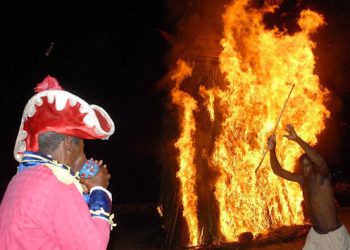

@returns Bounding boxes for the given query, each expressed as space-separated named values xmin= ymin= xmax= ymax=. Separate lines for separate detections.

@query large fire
xmin=169 ymin=0 xmax=330 ymax=246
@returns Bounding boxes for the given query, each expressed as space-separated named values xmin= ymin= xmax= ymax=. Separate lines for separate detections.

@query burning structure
xmin=158 ymin=0 xmax=330 ymax=248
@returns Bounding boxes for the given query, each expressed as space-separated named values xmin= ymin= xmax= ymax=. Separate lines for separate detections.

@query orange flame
xmin=171 ymin=59 xmax=199 ymax=245
xmin=213 ymin=0 xmax=329 ymax=241
xmin=169 ymin=0 xmax=330 ymax=245
xmin=199 ymin=86 xmax=215 ymax=122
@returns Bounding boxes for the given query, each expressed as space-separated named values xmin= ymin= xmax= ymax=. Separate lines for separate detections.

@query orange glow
xmin=168 ymin=0 xmax=330 ymax=245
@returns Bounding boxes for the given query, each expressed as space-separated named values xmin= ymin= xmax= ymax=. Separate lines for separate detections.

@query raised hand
xmin=284 ymin=124 xmax=298 ymax=140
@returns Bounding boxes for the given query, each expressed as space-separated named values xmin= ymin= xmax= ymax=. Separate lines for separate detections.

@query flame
xmin=157 ymin=205 xmax=164 ymax=218
xmin=168 ymin=0 xmax=330 ymax=245
xmin=171 ymin=60 xmax=199 ymax=245
xmin=214 ymin=0 xmax=329 ymax=241
xmin=199 ymin=86 xmax=215 ymax=122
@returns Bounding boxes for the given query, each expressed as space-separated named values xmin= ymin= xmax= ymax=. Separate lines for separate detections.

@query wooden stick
xmin=255 ymin=84 xmax=295 ymax=173
xmin=167 ymin=182 xmax=180 ymax=248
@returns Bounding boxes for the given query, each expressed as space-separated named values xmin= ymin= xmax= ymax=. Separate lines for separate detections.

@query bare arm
xmin=285 ymin=124 xmax=329 ymax=177
xmin=268 ymin=135 xmax=304 ymax=183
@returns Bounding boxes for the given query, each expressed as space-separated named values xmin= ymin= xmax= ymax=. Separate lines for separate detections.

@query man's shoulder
xmin=1 ymin=166 xmax=60 ymax=209
xmin=5 ymin=165 xmax=82 ymax=204
xmin=17 ymin=165 xmax=56 ymax=181
xmin=14 ymin=165 xmax=72 ymax=191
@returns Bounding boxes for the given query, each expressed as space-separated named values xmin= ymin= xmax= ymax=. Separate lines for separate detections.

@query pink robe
xmin=0 ymin=165 xmax=111 ymax=249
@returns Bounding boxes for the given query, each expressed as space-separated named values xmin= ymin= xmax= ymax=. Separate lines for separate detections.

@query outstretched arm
xmin=284 ymin=124 xmax=329 ymax=176
xmin=268 ymin=135 xmax=304 ymax=183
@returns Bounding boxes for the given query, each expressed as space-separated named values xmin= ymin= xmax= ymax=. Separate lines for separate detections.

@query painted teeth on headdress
xmin=26 ymin=103 xmax=36 ymax=118
xmin=55 ymin=92 xmax=69 ymax=111
xmin=47 ymin=93 xmax=55 ymax=104
xmin=18 ymin=129 xmax=27 ymax=141
xmin=13 ymin=122 xmax=28 ymax=162
xmin=34 ymin=96 xmax=43 ymax=106
xmin=19 ymin=140 xmax=26 ymax=153
xmin=79 ymin=104 xmax=89 ymax=114
xmin=69 ymin=97 xmax=77 ymax=106
xmin=83 ymin=113 xmax=96 ymax=128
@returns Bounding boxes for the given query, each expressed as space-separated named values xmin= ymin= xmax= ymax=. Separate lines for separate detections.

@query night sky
xmin=1 ymin=1 xmax=350 ymax=204
xmin=0 ymin=2 xmax=171 ymax=203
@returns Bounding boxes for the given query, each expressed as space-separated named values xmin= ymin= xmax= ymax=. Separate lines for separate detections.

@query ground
xmin=107 ymin=206 xmax=350 ymax=250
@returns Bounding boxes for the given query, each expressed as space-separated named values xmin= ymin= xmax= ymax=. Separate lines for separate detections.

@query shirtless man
xmin=267 ymin=124 xmax=350 ymax=250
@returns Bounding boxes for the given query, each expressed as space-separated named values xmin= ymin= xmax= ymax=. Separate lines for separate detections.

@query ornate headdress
xmin=14 ymin=75 xmax=115 ymax=162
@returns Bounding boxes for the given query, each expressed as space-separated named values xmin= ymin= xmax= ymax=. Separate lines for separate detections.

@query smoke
xmin=162 ymin=0 xmax=228 ymax=63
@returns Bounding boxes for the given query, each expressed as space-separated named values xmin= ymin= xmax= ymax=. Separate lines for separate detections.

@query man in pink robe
xmin=0 ymin=75 xmax=116 ymax=249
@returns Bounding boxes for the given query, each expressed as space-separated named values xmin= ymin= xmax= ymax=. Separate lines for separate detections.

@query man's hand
xmin=80 ymin=159 xmax=111 ymax=191
xmin=284 ymin=124 xmax=298 ymax=140
xmin=267 ymin=134 xmax=276 ymax=151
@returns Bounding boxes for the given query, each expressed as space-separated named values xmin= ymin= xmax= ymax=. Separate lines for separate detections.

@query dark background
xmin=0 ymin=2 xmax=172 ymax=203
xmin=1 ymin=0 xmax=350 ymax=205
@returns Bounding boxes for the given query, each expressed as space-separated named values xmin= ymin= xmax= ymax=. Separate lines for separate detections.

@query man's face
xmin=69 ymin=139 xmax=86 ymax=173
xmin=301 ymin=156 xmax=313 ymax=177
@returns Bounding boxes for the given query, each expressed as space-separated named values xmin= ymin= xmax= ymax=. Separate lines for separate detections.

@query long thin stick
xmin=168 ymin=182 xmax=180 ymax=248
xmin=255 ymin=84 xmax=295 ymax=173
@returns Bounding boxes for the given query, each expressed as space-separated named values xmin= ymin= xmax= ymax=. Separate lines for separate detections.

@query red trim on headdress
xmin=34 ymin=75 xmax=64 ymax=93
